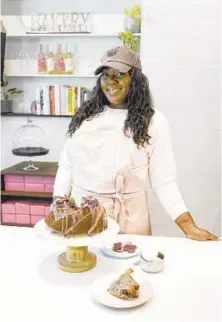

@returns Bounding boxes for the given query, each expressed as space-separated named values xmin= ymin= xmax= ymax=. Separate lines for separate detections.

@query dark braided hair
xmin=67 ymin=68 xmax=155 ymax=148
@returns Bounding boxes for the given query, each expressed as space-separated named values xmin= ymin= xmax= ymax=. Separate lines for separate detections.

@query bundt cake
xmin=45 ymin=196 xmax=108 ymax=237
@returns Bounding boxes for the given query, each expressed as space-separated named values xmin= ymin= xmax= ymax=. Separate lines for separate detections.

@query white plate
xmin=101 ymin=241 xmax=141 ymax=259
xmin=34 ymin=217 xmax=119 ymax=247
xmin=91 ymin=270 xmax=153 ymax=309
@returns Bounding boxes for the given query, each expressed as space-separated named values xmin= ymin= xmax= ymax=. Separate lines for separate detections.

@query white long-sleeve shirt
xmin=53 ymin=107 xmax=188 ymax=221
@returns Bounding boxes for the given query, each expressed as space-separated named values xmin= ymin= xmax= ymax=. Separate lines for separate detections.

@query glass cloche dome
xmin=12 ymin=118 xmax=49 ymax=171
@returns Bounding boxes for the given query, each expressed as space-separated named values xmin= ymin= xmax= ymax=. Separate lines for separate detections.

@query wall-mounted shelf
xmin=1 ymin=190 xmax=52 ymax=198
xmin=7 ymin=33 xmax=141 ymax=38
xmin=6 ymin=73 xmax=97 ymax=78
xmin=1 ymin=113 xmax=72 ymax=117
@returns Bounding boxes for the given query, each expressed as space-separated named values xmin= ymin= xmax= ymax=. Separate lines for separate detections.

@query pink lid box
xmin=31 ymin=215 xmax=45 ymax=225
xmin=16 ymin=214 xmax=30 ymax=225
xmin=24 ymin=176 xmax=45 ymax=183
xmin=2 ymin=213 xmax=16 ymax=223
xmin=45 ymin=183 xmax=54 ymax=193
xmin=15 ymin=201 xmax=30 ymax=215
xmin=24 ymin=183 xmax=45 ymax=192
xmin=45 ymin=206 xmax=50 ymax=217
xmin=24 ymin=176 xmax=55 ymax=184
xmin=30 ymin=201 xmax=51 ymax=215
xmin=30 ymin=202 xmax=45 ymax=215
xmin=1 ymin=201 xmax=16 ymax=214
xmin=4 ymin=175 xmax=24 ymax=182
xmin=44 ymin=177 xmax=55 ymax=184
xmin=5 ymin=182 xmax=25 ymax=192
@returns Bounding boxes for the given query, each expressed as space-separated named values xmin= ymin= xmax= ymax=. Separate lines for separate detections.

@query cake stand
xmin=34 ymin=217 xmax=119 ymax=273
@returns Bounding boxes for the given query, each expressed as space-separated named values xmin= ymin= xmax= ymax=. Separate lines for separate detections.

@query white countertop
xmin=0 ymin=225 xmax=221 ymax=322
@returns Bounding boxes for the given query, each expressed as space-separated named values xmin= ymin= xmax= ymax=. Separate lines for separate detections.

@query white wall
xmin=1 ymin=0 xmax=141 ymax=15
xmin=140 ymin=0 xmax=221 ymax=236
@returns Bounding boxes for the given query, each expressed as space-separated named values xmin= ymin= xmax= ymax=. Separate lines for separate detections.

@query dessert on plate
xmin=45 ymin=196 xmax=108 ymax=237
xmin=107 ymin=268 xmax=140 ymax=300
xmin=112 ymin=241 xmax=137 ymax=253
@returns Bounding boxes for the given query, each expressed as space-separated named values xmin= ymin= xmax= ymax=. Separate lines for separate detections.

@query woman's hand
xmin=185 ymin=225 xmax=218 ymax=241
xmin=175 ymin=212 xmax=219 ymax=241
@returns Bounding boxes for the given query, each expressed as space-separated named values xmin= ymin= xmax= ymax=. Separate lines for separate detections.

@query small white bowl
xmin=140 ymin=251 xmax=164 ymax=273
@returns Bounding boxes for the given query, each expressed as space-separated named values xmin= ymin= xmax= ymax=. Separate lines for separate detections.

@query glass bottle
xmin=46 ymin=44 xmax=55 ymax=74
xmin=55 ymin=44 xmax=65 ymax=74
xmin=64 ymin=44 xmax=74 ymax=74
xmin=37 ymin=44 xmax=46 ymax=74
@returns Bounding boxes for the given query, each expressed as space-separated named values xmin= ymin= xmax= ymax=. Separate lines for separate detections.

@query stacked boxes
xmin=1 ymin=174 xmax=54 ymax=226
xmin=4 ymin=175 xmax=55 ymax=193
xmin=1 ymin=200 xmax=51 ymax=225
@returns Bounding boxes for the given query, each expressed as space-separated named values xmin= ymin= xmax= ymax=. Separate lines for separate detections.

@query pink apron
xmin=72 ymin=167 xmax=152 ymax=236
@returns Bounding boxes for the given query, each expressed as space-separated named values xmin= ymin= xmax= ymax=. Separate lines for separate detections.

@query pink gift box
xmin=45 ymin=183 xmax=54 ymax=193
xmin=44 ymin=177 xmax=55 ymax=184
xmin=24 ymin=176 xmax=44 ymax=183
xmin=31 ymin=215 xmax=45 ymax=225
xmin=15 ymin=201 xmax=30 ymax=215
xmin=30 ymin=203 xmax=45 ymax=216
xmin=16 ymin=214 xmax=30 ymax=225
xmin=2 ymin=213 xmax=16 ymax=223
xmin=5 ymin=182 xmax=25 ymax=191
xmin=30 ymin=202 xmax=51 ymax=216
xmin=24 ymin=183 xmax=45 ymax=192
xmin=4 ymin=175 xmax=24 ymax=182
xmin=45 ymin=206 xmax=50 ymax=216
xmin=1 ymin=201 xmax=16 ymax=214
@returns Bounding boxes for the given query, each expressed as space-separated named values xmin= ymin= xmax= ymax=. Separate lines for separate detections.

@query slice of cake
xmin=107 ymin=269 xmax=140 ymax=300
xmin=64 ymin=211 xmax=93 ymax=236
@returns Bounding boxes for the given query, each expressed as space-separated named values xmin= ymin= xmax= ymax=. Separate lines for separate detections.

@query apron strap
xmin=113 ymin=173 xmax=126 ymax=224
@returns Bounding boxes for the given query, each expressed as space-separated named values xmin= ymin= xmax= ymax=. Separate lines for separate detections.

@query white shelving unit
xmin=3 ymin=14 xmax=142 ymax=115
xmin=7 ymin=33 xmax=141 ymax=38
xmin=5 ymin=31 xmax=141 ymax=80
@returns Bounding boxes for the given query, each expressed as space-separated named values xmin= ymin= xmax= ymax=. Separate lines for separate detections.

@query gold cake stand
xmin=58 ymin=246 xmax=97 ymax=273
xmin=34 ymin=218 xmax=119 ymax=273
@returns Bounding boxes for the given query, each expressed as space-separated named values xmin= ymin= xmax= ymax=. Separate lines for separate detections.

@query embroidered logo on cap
xmin=106 ymin=47 xmax=120 ymax=57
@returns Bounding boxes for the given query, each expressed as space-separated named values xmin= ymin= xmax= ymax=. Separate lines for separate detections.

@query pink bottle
xmin=37 ymin=44 xmax=46 ymax=73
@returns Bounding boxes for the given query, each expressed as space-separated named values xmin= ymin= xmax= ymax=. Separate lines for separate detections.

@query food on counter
xmin=140 ymin=250 xmax=165 ymax=273
xmin=112 ymin=241 xmax=137 ymax=253
xmin=107 ymin=268 xmax=140 ymax=300
xmin=112 ymin=242 xmax=123 ymax=252
xmin=45 ymin=196 xmax=107 ymax=237
xmin=157 ymin=252 xmax=164 ymax=260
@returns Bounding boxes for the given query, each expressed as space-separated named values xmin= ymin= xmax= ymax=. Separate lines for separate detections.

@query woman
xmin=53 ymin=46 xmax=218 ymax=241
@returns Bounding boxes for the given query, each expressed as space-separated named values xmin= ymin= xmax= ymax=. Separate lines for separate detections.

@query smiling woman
xmin=52 ymin=46 xmax=218 ymax=241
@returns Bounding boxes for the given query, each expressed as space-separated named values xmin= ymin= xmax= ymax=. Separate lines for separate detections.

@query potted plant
xmin=0 ymin=79 xmax=23 ymax=114
xmin=118 ymin=31 xmax=140 ymax=52
xmin=124 ymin=5 xmax=141 ymax=33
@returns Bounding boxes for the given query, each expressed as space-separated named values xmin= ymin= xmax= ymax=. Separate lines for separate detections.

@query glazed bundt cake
xmin=45 ymin=196 xmax=108 ymax=237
